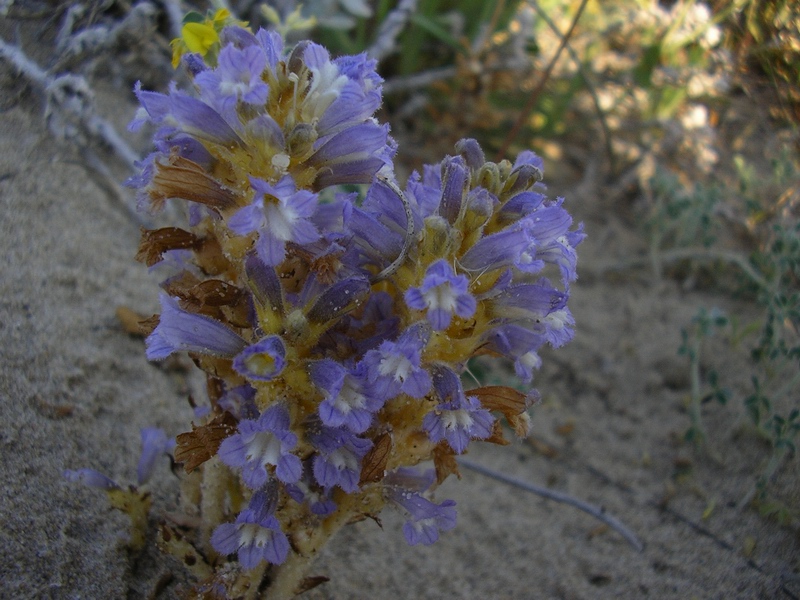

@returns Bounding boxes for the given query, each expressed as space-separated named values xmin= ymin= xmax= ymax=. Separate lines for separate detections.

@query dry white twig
xmin=458 ymin=457 xmax=645 ymax=551
xmin=367 ymin=0 xmax=418 ymax=62
xmin=160 ymin=0 xmax=185 ymax=40
xmin=53 ymin=2 xmax=160 ymax=71
xmin=382 ymin=66 xmax=458 ymax=95
xmin=1 ymin=38 xmax=139 ymax=169
xmin=0 ymin=37 xmax=146 ymax=225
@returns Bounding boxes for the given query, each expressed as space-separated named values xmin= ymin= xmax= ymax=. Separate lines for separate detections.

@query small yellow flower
xmin=182 ymin=21 xmax=219 ymax=55
xmin=170 ymin=9 xmax=246 ymax=69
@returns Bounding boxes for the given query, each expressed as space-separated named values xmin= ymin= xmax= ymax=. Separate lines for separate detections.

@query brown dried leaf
xmin=296 ymin=576 xmax=330 ymax=595
xmin=194 ymin=236 xmax=231 ymax=277
xmin=471 ymin=385 xmax=530 ymax=415
xmin=206 ymin=376 xmax=225 ymax=408
xmin=432 ymin=442 xmax=461 ymax=485
xmin=135 ymin=227 xmax=200 ymax=267
xmin=483 ymin=420 xmax=510 ymax=446
xmin=174 ymin=412 xmax=237 ymax=473
xmin=150 ymin=154 xmax=237 ymax=211
xmin=472 ymin=386 xmax=538 ymax=436
xmin=136 ymin=313 xmax=160 ymax=337
xmin=190 ymin=279 xmax=243 ymax=307
xmin=508 ymin=411 xmax=532 ymax=438
xmin=359 ymin=432 xmax=392 ymax=485
xmin=224 ymin=295 xmax=254 ymax=328
xmin=555 ymin=420 xmax=575 ymax=437
xmin=187 ymin=280 xmax=251 ymax=328
xmin=162 ymin=271 xmax=202 ymax=301
xmin=528 ymin=436 xmax=559 ymax=459
xmin=116 ymin=306 xmax=150 ymax=336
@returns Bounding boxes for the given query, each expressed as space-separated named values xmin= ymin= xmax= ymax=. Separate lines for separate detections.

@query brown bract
xmin=432 ymin=442 xmax=460 ymax=485
xmin=471 ymin=385 xmax=539 ymax=438
xmin=148 ymin=154 xmax=238 ymax=213
xmin=135 ymin=227 xmax=201 ymax=267
xmin=359 ymin=432 xmax=392 ymax=485
xmin=174 ymin=411 xmax=238 ymax=473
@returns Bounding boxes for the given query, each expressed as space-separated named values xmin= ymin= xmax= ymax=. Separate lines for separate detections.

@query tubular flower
xmin=308 ymin=423 xmax=373 ymax=493
xmin=210 ymin=486 xmax=290 ymax=568
xmin=145 ymin=293 xmax=247 ymax=360
xmin=217 ymin=404 xmax=302 ymax=488
xmin=384 ymin=468 xmax=457 ymax=546
xmin=228 ymin=175 xmax=320 ymax=267
xmin=404 ymin=260 xmax=476 ymax=331
xmin=232 ymin=335 xmax=288 ymax=382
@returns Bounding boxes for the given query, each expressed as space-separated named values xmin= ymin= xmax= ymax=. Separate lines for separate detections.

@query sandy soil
xmin=1 ymin=17 xmax=798 ymax=600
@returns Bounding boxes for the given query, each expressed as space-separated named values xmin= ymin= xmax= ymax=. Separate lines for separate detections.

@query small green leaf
xmin=182 ymin=11 xmax=205 ymax=25
xmin=633 ymin=44 xmax=661 ymax=87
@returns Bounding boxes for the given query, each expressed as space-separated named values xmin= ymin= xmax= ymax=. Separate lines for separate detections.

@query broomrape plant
xmin=66 ymin=13 xmax=583 ymax=599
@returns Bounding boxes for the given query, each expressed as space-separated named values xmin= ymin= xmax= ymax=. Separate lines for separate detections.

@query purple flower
xmin=363 ymin=323 xmax=432 ymax=402
xmin=330 ymin=291 xmax=400 ymax=355
xmin=385 ymin=468 xmax=457 ymax=546
xmin=217 ymin=384 xmax=259 ymax=421
xmin=405 ymin=167 xmax=443 ymax=219
xmin=310 ymin=359 xmax=382 ymax=433
xmin=308 ymin=122 xmax=393 ymax=189
xmin=63 ymin=468 xmax=119 ymax=490
xmin=423 ymin=367 xmax=494 ymax=453
xmin=439 ymin=155 xmax=469 ymax=224
xmin=137 ymin=427 xmax=175 ymax=485
xmin=196 ymin=44 xmax=269 ymax=117
xmin=233 ymin=335 xmax=287 ymax=381
xmin=317 ymin=60 xmax=382 ymax=137
xmin=405 ymin=260 xmax=476 ymax=331
xmin=284 ymin=478 xmax=338 ymax=516
xmin=308 ymin=424 xmax=372 ymax=493
xmin=300 ymin=44 xmax=381 ymax=135
xmin=459 ymin=220 xmax=538 ymax=274
xmin=539 ymin=306 xmax=576 ymax=348
xmin=304 ymin=276 xmax=371 ymax=326
xmin=65 ymin=428 xmax=175 ymax=489
xmin=211 ymin=486 xmax=289 ymax=568
xmin=514 ymin=149 xmax=545 ymax=174
xmin=455 ymin=137 xmax=486 ymax=170
xmin=130 ymin=81 xmax=244 ymax=147
xmin=145 ymin=293 xmax=247 ymax=360
xmin=483 ymin=324 xmax=545 ymax=382
xmin=361 ymin=177 xmax=424 ymax=240
xmin=535 ymin=220 xmax=585 ymax=286
xmin=349 ymin=205 xmax=405 ymax=269
xmin=218 ymin=404 xmax=302 ymax=488
xmin=292 ymin=43 xmax=394 ymax=188
xmin=228 ymin=175 xmax=320 ymax=266
xmin=490 ymin=280 xmax=567 ymax=321
xmin=498 ymin=190 xmax=545 ymax=222
xmin=255 ymin=29 xmax=283 ymax=68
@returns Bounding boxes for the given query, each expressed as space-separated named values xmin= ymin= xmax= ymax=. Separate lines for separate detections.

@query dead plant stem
xmin=458 ymin=456 xmax=644 ymax=551
xmin=495 ymin=0 xmax=590 ymax=161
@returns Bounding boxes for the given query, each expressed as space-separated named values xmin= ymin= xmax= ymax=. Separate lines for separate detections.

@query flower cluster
xmin=124 ymin=19 xmax=583 ymax=598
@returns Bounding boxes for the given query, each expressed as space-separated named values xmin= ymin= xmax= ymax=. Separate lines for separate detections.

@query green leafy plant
xmin=678 ymin=307 xmax=731 ymax=446
xmin=658 ymin=151 xmax=799 ymax=514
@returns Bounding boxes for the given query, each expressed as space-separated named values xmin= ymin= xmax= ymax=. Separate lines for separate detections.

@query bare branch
xmin=367 ymin=0 xmax=418 ymax=62
xmin=458 ymin=457 xmax=644 ymax=551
